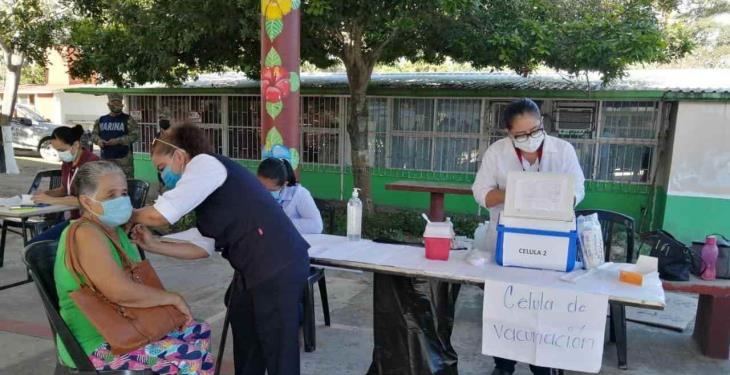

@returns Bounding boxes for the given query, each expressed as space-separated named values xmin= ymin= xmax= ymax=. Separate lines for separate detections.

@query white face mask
xmin=512 ymin=131 xmax=545 ymax=153
xmin=58 ymin=149 xmax=75 ymax=163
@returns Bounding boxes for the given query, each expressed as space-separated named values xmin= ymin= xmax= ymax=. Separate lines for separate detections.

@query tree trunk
xmin=347 ymin=85 xmax=375 ymax=214
xmin=0 ymin=52 xmax=23 ymax=175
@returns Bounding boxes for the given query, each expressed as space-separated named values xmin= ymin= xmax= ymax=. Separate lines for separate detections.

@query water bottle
xmin=700 ymin=235 xmax=719 ymax=281
xmin=473 ymin=222 xmax=488 ymax=251
xmin=347 ymin=188 xmax=362 ymax=241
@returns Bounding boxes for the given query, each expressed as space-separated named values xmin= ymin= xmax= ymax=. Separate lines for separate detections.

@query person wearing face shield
xmin=92 ymin=93 xmax=139 ymax=178
xmin=130 ymin=123 xmax=310 ymax=375
xmin=471 ymin=98 xmax=585 ymax=375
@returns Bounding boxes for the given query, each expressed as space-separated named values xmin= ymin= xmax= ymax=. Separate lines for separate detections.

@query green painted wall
xmin=663 ymin=195 xmax=730 ymax=244
xmin=133 ymin=154 xmax=658 ymax=228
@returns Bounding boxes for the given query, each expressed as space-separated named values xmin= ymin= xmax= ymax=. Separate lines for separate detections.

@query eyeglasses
xmin=512 ymin=128 xmax=545 ymax=142
xmin=151 ymin=138 xmax=183 ymax=151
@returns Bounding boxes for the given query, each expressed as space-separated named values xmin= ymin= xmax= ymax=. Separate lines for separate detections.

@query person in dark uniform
xmin=130 ymin=123 xmax=309 ymax=375
xmin=92 ymin=93 xmax=139 ymax=178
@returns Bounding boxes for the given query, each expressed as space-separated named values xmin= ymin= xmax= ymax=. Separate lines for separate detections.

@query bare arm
xmin=131 ymin=225 xmax=209 ymax=260
xmin=485 ymin=188 xmax=506 ymax=208
xmin=131 ymin=206 xmax=170 ymax=228
xmin=44 ymin=186 xmax=66 ymax=197
xmin=74 ymin=224 xmax=192 ymax=322
xmin=32 ymin=194 xmax=80 ymax=207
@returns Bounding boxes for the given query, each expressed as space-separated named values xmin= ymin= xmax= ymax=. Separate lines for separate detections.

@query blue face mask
xmin=91 ymin=196 xmax=133 ymax=227
xmin=161 ymin=165 xmax=182 ymax=189
xmin=271 ymin=189 xmax=282 ymax=202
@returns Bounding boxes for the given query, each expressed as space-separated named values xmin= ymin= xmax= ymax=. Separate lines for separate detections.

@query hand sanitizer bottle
xmin=347 ymin=188 xmax=362 ymax=241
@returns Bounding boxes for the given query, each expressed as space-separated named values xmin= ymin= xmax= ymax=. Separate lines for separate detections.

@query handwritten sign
xmin=482 ymin=280 xmax=608 ymax=373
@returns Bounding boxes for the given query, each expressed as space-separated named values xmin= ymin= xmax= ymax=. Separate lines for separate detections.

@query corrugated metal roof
xmin=65 ymin=69 xmax=730 ymax=100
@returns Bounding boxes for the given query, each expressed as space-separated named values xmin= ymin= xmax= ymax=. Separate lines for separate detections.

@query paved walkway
xmin=1 ymin=157 xmax=728 ymax=374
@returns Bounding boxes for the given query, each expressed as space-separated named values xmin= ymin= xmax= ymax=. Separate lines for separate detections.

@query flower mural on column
xmin=261 ymin=0 xmax=301 ymax=169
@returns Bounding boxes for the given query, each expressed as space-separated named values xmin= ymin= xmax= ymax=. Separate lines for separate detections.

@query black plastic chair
xmin=314 ymin=198 xmax=336 ymax=234
xmin=576 ymin=209 xmax=635 ymax=370
xmin=303 ymin=267 xmax=331 ymax=352
xmin=127 ymin=180 xmax=150 ymax=209
xmin=1 ymin=170 xmax=63 ymax=267
xmin=23 ymin=240 xmax=156 ymax=374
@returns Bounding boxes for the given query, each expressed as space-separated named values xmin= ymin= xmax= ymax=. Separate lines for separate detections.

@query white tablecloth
xmin=304 ymin=234 xmax=665 ymax=309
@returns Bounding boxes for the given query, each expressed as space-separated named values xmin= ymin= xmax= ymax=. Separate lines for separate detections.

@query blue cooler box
xmin=495 ymin=215 xmax=577 ymax=272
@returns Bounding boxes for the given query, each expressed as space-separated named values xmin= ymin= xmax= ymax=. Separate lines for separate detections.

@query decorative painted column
xmin=260 ymin=0 xmax=302 ymax=172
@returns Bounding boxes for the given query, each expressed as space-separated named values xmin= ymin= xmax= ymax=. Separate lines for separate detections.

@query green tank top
xmin=54 ymin=222 xmax=142 ymax=367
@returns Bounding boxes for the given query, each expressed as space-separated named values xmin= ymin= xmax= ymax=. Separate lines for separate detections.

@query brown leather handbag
xmin=64 ymin=219 xmax=187 ymax=355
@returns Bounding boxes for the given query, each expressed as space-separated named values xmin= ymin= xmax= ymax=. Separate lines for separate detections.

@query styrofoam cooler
xmin=496 ymin=215 xmax=577 ymax=272
xmin=424 ymin=222 xmax=453 ymax=260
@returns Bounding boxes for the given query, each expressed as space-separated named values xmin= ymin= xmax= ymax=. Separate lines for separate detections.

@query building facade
xmin=67 ymin=70 xmax=730 ymax=243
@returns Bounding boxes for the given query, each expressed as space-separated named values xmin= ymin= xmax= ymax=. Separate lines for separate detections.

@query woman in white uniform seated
xmin=257 ymin=157 xmax=323 ymax=235
xmin=471 ymin=98 xmax=585 ymax=375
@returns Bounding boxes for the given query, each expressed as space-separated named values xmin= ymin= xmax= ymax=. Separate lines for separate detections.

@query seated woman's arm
xmin=32 ymin=186 xmax=80 ymax=207
xmin=75 ymin=224 xmax=192 ymax=323
xmin=291 ymin=188 xmax=324 ymax=234
xmin=131 ymin=225 xmax=210 ymax=260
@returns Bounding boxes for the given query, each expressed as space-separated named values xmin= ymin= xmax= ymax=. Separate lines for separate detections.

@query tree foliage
xmin=63 ymin=0 xmax=693 ymax=207
xmin=0 ymin=0 xmax=63 ymax=64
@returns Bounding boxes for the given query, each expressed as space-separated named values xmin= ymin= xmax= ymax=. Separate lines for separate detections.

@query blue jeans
xmin=28 ymin=220 xmax=70 ymax=245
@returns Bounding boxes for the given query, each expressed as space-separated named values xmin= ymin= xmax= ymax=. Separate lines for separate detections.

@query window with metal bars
xmin=596 ymin=101 xmax=659 ymax=183
xmin=301 ymin=96 xmax=341 ymax=165
xmin=158 ymin=96 xmax=224 ymax=154
xmin=228 ymin=96 xmax=261 ymax=160
xmin=387 ymin=98 xmax=482 ymax=173
xmin=126 ymin=95 xmax=157 ymax=153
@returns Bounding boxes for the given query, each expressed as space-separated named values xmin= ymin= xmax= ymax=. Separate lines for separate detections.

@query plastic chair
xmin=23 ymin=240 xmax=156 ymax=374
xmin=127 ymin=180 xmax=150 ymax=209
xmin=1 ymin=170 xmax=63 ymax=267
xmin=576 ymin=209 xmax=635 ymax=370
xmin=303 ymin=267 xmax=331 ymax=352
xmin=314 ymin=198 xmax=336 ymax=234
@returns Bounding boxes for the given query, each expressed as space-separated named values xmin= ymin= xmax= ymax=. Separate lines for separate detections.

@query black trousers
xmin=494 ymin=357 xmax=551 ymax=375
xmin=226 ymin=260 xmax=308 ymax=375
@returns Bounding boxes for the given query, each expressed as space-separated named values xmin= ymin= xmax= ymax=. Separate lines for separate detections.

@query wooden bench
xmin=663 ymin=276 xmax=730 ymax=359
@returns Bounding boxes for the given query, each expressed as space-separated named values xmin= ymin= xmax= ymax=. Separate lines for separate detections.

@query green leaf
xmin=265 ymin=127 xmax=284 ymax=151
xmin=290 ymin=148 xmax=300 ymax=170
xmin=264 ymin=48 xmax=282 ymax=67
xmin=266 ymin=101 xmax=284 ymax=119
xmin=289 ymin=72 xmax=300 ymax=92
xmin=292 ymin=0 xmax=301 ymax=10
xmin=265 ymin=19 xmax=283 ymax=40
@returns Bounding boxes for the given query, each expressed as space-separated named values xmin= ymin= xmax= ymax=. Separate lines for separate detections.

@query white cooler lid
xmin=423 ymin=222 xmax=453 ymax=239
xmin=503 ymin=171 xmax=575 ymax=222
xmin=499 ymin=213 xmax=576 ymax=232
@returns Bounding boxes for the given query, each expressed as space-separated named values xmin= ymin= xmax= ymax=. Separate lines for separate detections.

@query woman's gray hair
xmin=72 ymin=160 xmax=125 ymax=197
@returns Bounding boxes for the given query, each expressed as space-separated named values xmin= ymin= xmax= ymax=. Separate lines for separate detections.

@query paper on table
xmin=0 ymin=196 xmax=22 ymax=207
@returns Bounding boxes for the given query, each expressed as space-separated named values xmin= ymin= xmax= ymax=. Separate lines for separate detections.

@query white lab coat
xmin=471 ymin=135 xmax=586 ymax=251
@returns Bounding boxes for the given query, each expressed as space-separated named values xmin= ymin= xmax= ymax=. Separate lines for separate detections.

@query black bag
xmin=690 ymin=234 xmax=730 ymax=279
xmin=643 ymin=230 xmax=692 ymax=281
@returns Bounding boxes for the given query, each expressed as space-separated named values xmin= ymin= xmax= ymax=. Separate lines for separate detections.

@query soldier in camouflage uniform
xmin=92 ymin=93 xmax=139 ymax=178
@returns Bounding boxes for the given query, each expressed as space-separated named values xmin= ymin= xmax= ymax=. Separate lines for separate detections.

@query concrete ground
xmin=1 ymin=157 xmax=729 ymax=375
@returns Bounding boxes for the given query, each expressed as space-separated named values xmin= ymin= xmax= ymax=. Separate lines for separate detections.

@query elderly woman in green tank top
xmin=53 ymin=161 xmax=215 ymax=374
